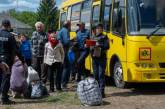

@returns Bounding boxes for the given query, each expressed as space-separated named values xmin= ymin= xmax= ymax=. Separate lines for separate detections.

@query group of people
xmin=0 ymin=19 xmax=109 ymax=105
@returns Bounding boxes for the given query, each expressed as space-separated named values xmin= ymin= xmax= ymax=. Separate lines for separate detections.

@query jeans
xmin=32 ymin=56 xmax=44 ymax=79
xmin=41 ymin=64 xmax=49 ymax=84
xmin=62 ymin=53 xmax=71 ymax=87
xmin=77 ymin=50 xmax=88 ymax=82
xmin=1 ymin=74 xmax=10 ymax=102
xmin=49 ymin=62 xmax=63 ymax=91
xmin=92 ymin=58 xmax=106 ymax=93
xmin=25 ymin=59 xmax=32 ymax=66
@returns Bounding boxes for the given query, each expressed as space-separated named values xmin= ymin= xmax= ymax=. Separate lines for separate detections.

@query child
xmin=91 ymin=24 xmax=109 ymax=98
xmin=44 ymin=32 xmax=64 ymax=92
xmin=10 ymin=56 xmax=28 ymax=98
xmin=19 ymin=34 xmax=32 ymax=66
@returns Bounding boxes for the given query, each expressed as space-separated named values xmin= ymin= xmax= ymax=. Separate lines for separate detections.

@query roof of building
xmin=0 ymin=13 xmax=32 ymax=29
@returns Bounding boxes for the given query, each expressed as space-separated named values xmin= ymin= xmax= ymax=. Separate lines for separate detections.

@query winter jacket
xmin=57 ymin=27 xmax=70 ymax=49
xmin=76 ymin=29 xmax=90 ymax=50
xmin=91 ymin=33 xmax=109 ymax=59
xmin=19 ymin=40 xmax=32 ymax=60
xmin=31 ymin=31 xmax=47 ymax=57
xmin=0 ymin=29 xmax=17 ymax=67
xmin=44 ymin=42 xmax=65 ymax=66
xmin=10 ymin=59 xmax=28 ymax=92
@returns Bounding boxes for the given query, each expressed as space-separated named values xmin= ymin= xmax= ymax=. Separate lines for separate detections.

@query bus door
xmin=110 ymin=0 xmax=127 ymax=88
xmin=85 ymin=1 xmax=101 ymax=72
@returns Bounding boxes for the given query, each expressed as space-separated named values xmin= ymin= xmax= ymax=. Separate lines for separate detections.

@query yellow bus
xmin=59 ymin=0 xmax=165 ymax=88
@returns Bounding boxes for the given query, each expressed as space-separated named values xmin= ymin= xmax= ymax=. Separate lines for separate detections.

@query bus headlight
xmin=135 ymin=63 xmax=140 ymax=67
xmin=134 ymin=63 xmax=155 ymax=68
xmin=148 ymin=63 xmax=155 ymax=68
xmin=141 ymin=63 xmax=147 ymax=68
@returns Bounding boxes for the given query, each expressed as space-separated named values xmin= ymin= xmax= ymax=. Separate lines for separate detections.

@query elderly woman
xmin=31 ymin=22 xmax=47 ymax=79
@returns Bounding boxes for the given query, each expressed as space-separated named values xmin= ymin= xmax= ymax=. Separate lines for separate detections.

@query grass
xmin=1 ymin=92 xmax=81 ymax=109
xmin=44 ymin=92 xmax=80 ymax=105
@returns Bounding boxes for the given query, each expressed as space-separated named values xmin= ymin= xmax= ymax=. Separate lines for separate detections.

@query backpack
xmin=77 ymin=77 xmax=102 ymax=106
xmin=31 ymin=81 xmax=48 ymax=99
xmin=68 ymin=49 xmax=75 ymax=64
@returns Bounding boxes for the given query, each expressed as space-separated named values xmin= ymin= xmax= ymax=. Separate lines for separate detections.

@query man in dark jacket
xmin=31 ymin=22 xmax=47 ymax=79
xmin=91 ymin=23 xmax=109 ymax=98
xmin=0 ymin=19 xmax=19 ymax=104
xmin=57 ymin=21 xmax=71 ymax=88
xmin=76 ymin=22 xmax=90 ymax=82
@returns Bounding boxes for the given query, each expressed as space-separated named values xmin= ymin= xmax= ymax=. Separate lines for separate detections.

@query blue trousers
xmin=62 ymin=53 xmax=71 ymax=87
xmin=1 ymin=74 xmax=10 ymax=102
xmin=77 ymin=50 xmax=88 ymax=82
xmin=92 ymin=58 xmax=106 ymax=93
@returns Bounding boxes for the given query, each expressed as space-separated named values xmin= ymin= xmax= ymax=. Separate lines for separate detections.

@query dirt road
xmin=2 ymin=84 xmax=165 ymax=109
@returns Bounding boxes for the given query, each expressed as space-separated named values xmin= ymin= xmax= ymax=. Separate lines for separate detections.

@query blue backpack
xmin=68 ymin=49 xmax=75 ymax=64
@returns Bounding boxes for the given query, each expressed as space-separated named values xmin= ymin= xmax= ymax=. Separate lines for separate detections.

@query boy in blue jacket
xmin=19 ymin=34 xmax=32 ymax=66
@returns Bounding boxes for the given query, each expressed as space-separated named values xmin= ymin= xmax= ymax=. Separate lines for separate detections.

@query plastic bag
xmin=27 ymin=66 xmax=40 ymax=84
xmin=31 ymin=81 xmax=48 ymax=98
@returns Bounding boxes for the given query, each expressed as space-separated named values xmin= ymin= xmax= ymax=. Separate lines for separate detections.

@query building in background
xmin=0 ymin=13 xmax=32 ymax=35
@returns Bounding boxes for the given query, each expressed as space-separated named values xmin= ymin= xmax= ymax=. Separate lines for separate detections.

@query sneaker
xmin=56 ymin=88 xmax=63 ymax=92
xmin=61 ymin=84 xmax=67 ymax=89
xmin=1 ymin=100 xmax=15 ymax=105
xmin=49 ymin=89 xmax=54 ymax=93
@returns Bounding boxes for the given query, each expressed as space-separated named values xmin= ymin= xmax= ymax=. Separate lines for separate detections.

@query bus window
xmin=92 ymin=5 xmax=100 ymax=27
xmin=128 ymin=0 xmax=165 ymax=35
xmin=60 ymin=12 xmax=67 ymax=29
xmin=81 ymin=0 xmax=92 ymax=29
xmin=67 ymin=7 xmax=71 ymax=20
xmin=103 ymin=0 xmax=112 ymax=31
xmin=71 ymin=3 xmax=81 ymax=31
xmin=112 ymin=0 xmax=125 ymax=35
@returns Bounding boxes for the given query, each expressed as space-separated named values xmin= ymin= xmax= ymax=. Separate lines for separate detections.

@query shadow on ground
xmin=110 ymin=83 xmax=165 ymax=97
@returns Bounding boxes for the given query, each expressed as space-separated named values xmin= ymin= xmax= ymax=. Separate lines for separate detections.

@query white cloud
xmin=0 ymin=0 xmax=40 ymax=12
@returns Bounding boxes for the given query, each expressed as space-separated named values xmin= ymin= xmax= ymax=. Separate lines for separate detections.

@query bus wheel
xmin=113 ymin=61 xmax=127 ymax=88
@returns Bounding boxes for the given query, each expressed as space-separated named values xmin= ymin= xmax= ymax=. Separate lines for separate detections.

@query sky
xmin=0 ymin=0 xmax=62 ymax=12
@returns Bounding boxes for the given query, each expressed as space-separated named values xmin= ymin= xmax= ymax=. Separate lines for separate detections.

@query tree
xmin=9 ymin=9 xmax=37 ymax=30
xmin=37 ymin=0 xmax=59 ymax=32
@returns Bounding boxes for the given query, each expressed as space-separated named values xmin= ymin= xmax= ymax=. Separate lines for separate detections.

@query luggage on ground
xmin=31 ymin=81 xmax=48 ymax=98
xmin=77 ymin=77 xmax=102 ymax=106
xmin=27 ymin=66 xmax=40 ymax=84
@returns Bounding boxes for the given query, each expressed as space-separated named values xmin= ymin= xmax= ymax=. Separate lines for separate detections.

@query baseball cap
xmin=96 ymin=23 xmax=103 ymax=28
xmin=2 ymin=19 xmax=11 ymax=26
xmin=77 ymin=22 xmax=85 ymax=26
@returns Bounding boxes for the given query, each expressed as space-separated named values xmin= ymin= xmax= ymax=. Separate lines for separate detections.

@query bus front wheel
xmin=113 ymin=61 xmax=127 ymax=88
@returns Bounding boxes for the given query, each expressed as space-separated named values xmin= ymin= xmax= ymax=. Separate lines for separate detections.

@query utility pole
xmin=16 ymin=0 xmax=18 ymax=33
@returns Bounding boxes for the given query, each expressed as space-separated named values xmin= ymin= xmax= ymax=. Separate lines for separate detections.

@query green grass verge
xmin=44 ymin=92 xmax=80 ymax=105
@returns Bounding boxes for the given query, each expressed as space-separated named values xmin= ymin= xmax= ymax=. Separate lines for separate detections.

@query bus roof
xmin=60 ymin=0 xmax=83 ymax=9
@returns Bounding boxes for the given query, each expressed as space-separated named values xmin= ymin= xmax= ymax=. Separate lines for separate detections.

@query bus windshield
xmin=127 ymin=0 xmax=165 ymax=35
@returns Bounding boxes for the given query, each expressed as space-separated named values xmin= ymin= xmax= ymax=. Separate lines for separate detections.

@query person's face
xmin=36 ymin=25 xmax=43 ymax=32
xmin=20 ymin=35 xmax=26 ymax=41
xmin=96 ymin=27 xmax=103 ymax=35
xmin=79 ymin=24 xmax=85 ymax=31
xmin=50 ymin=33 xmax=56 ymax=40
